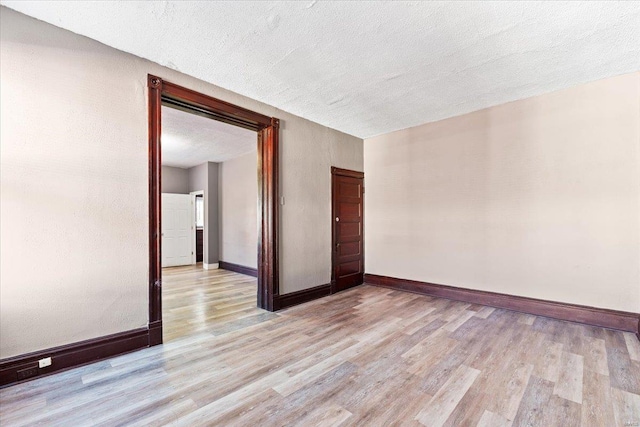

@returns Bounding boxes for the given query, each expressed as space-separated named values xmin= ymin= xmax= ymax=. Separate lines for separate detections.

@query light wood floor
xmin=162 ymin=264 xmax=259 ymax=342
xmin=1 ymin=267 xmax=639 ymax=426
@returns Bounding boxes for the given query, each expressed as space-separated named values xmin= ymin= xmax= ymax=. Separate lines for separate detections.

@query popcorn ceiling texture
xmin=2 ymin=1 xmax=639 ymax=138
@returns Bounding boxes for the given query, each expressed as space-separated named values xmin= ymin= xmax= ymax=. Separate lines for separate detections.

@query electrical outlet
xmin=17 ymin=366 xmax=39 ymax=381
xmin=39 ymin=357 xmax=52 ymax=368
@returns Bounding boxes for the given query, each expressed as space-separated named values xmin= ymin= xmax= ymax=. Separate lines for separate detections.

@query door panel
xmin=338 ymin=222 xmax=361 ymax=238
xmin=339 ymin=202 xmax=361 ymax=220
xmin=161 ymin=193 xmax=193 ymax=267
xmin=332 ymin=168 xmax=364 ymax=293
xmin=338 ymin=181 xmax=361 ymax=198
xmin=339 ymin=260 xmax=361 ymax=277
xmin=338 ymin=241 xmax=361 ymax=257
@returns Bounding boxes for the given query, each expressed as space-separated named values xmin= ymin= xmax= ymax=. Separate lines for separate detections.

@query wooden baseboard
xmin=365 ymin=274 xmax=640 ymax=335
xmin=219 ymin=261 xmax=258 ymax=278
xmin=0 ymin=326 xmax=152 ymax=388
xmin=277 ymin=284 xmax=331 ymax=310
xmin=148 ymin=320 xmax=163 ymax=347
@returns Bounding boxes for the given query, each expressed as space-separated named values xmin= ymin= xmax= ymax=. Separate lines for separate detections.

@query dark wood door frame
xmin=331 ymin=167 xmax=365 ymax=294
xmin=148 ymin=75 xmax=280 ymax=346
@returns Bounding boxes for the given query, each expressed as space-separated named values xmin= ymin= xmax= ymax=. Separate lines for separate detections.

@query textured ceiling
xmin=3 ymin=1 xmax=639 ymax=138
xmin=161 ymin=106 xmax=256 ymax=168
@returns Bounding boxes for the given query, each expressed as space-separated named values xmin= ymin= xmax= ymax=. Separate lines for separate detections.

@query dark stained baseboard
xmin=219 ymin=261 xmax=258 ymax=278
xmin=365 ymin=274 xmax=640 ymax=335
xmin=0 ymin=326 xmax=152 ymax=388
xmin=277 ymin=284 xmax=331 ymax=310
xmin=148 ymin=320 xmax=163 ymax=347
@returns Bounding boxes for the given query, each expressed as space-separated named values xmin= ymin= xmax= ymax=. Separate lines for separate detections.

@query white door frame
xmin=190 ymin=190 xmax=204 ymax=265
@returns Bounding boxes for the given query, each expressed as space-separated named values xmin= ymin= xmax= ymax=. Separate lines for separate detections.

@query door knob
xmin=335 ymin=217 xmax=340 ymax=222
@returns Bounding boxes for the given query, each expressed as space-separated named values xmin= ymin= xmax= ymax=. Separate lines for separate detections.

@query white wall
xmin=219 ymin=151 xmax=258 ymax=269
xmin=365 ymin=72 xmax=640 ymax=313
xmin=0 ymin=8 xmax=362 ymax=359
xmin=161 ymin=165 xmax=189 ymax=194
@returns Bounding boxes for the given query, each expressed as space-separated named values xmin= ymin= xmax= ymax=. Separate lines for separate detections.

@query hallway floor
xmin=162 ymin=264 xmax=258 ymax=342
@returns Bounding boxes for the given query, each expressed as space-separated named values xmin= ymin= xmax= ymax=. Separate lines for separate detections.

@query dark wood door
xmin=195 ymin=228 xmax=203 ymax=263
xmin=332 ymin=167 xmax=364 ymax=293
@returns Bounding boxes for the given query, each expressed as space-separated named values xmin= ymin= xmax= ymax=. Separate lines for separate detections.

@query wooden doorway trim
xmin=331 ymin=167 xmax=365 ymax=294
xmin=148 ymin=75 xmax=280 ymax=346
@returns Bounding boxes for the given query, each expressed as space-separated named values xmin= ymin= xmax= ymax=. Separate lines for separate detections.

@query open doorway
xmin=148 ymin=75 xmax=279 ymax=345
xmin=159 ymin=105 xmax=260 ymax=341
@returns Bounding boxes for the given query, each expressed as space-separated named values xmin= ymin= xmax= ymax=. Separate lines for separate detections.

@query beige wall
xmin=0 ymin=8 xmax=362 ymax=359
xmin=187 ymin=162 xmax=219 ymax=265
xmin=219 ymin=151 xmax=259 ymax=269
xmin=161 ymin=165 xmax=189 ymax=194
xmin=164 ymin=154 xmax=258 ymax=268
xmin=365 ymin=72 xmax=640 ymax=313
xmin=205 ymin=162 xmax=220 ymax=265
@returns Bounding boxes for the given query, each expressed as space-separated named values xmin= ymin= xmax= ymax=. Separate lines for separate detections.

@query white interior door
xmin=162 ymin=193 xmax=193 ymax=267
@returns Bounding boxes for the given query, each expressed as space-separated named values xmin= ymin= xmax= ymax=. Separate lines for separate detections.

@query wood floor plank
xmin=124 ymin=398 xmax=199 ymax=427
xmin=611 ymin=387 xmax=640 ymax=427
xmin=169 ymin=371 xmax=289 ymax=426
xmin=554 ymin=351 xmax=584 ymax=404
xmin=608 ymin=347 xmax=640 ymax=395
xmin=540 ymin=395 xmax=582 ymax=427
xmin=582 ymin=336 xmax=609 ymax=377
xmin=336 ymin=364 xmax=411 ymax=424
xmin=474 ymin=306 xmax=495 ymax=319
xmin=488 ymin=361 xmax=534 ymax=420
xmin=293 ymin=402 xmax=353 ymax=426
xmin=512 ymin=375 xmax=555 ymax=427
xmin=414 ymin=364 xmax=480 ymax=427
xmin=476 ymin=410 xmax=512 ymax=427
xmin=419 ymin=341 xmax=473 ymax=395
xmin=349 ymin=372 xmax=430 ymax=427
xmin=443 ymin=309 xmax=476 ymax=332
xmin=580 ymin=370 xmax=615 ymax=427
xmin=517 ymin=313 xmax=537 ymax=326
xmin=624 ymin=332 xmax=640 ymax=362
xmin=274 ymin=335 xmax=384 ymax=397
xmin=533 ymin=341 xmax=563 ymax=383
xmin=261 ymin=362 xmax=359 ymax=427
